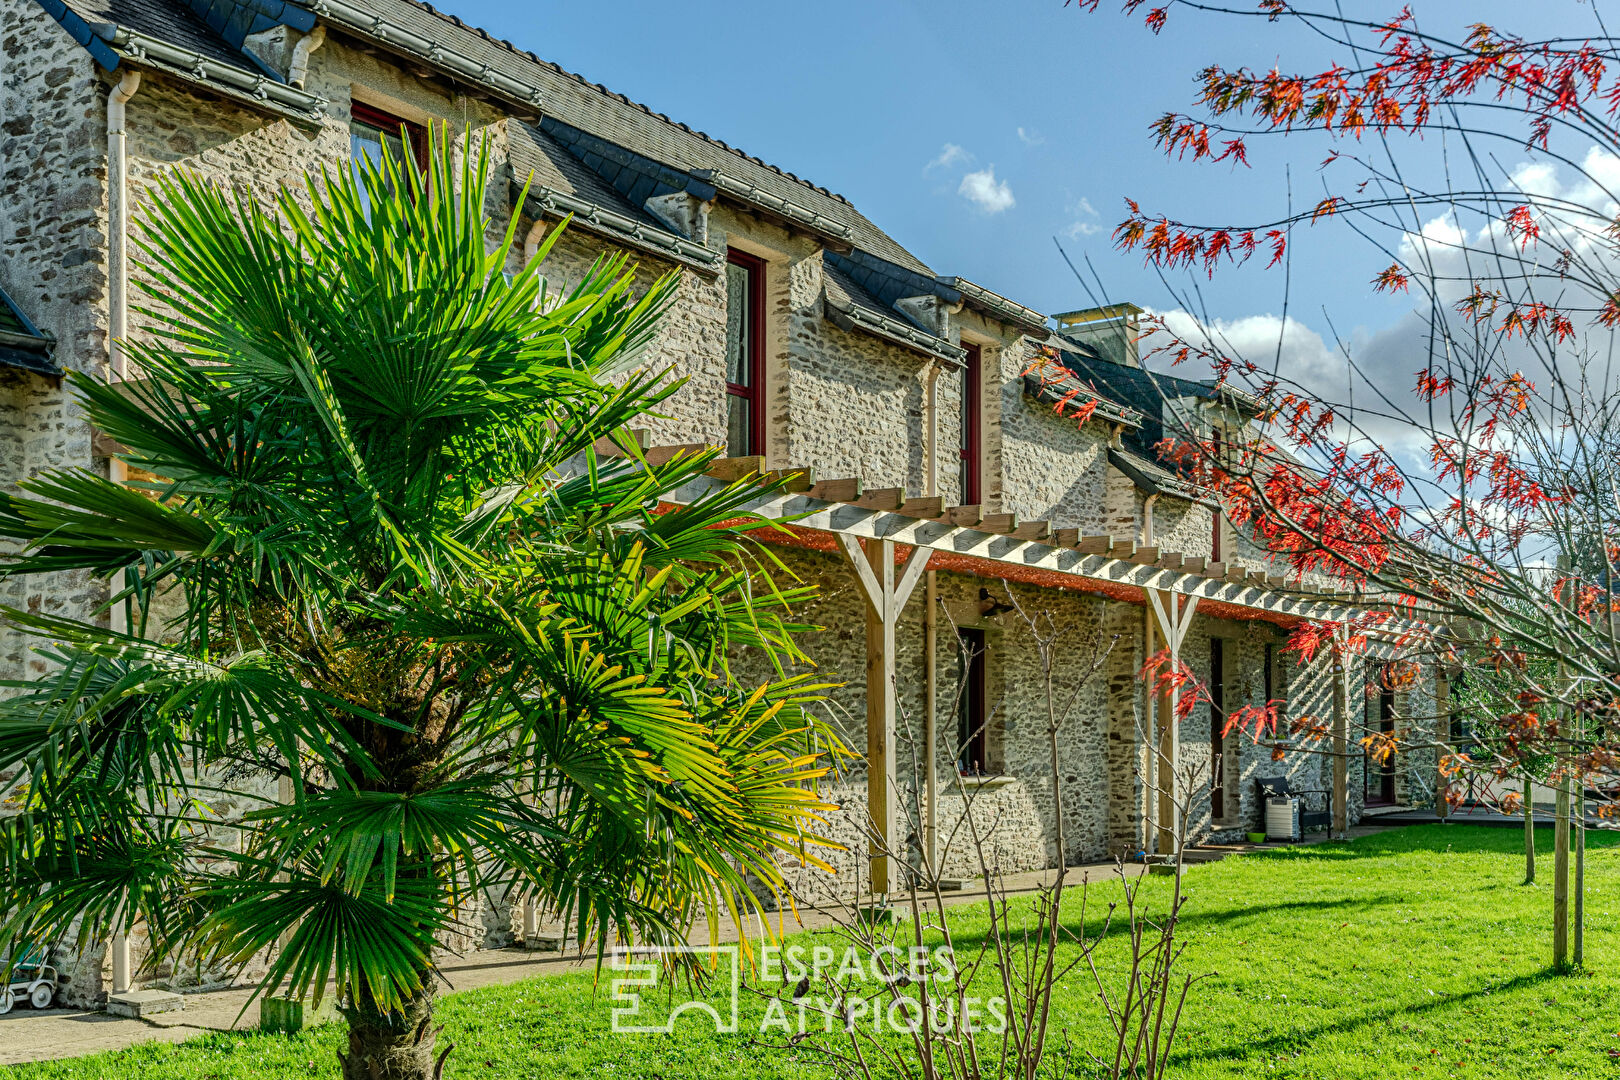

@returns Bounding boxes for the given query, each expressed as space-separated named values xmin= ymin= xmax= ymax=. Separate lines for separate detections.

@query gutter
xmin=824 ymin=294 xmax=966 ymax=368
xmin=1022 ymin=372 xmax=1141 ymax=428
xmin=287 ymin=24 xmax=326 ymax=88
xmin=0 ymin=328 xmax=54 ymax=353
xmin=105 ymin=66 xmax=143 ymax=1000
xmin=936 ymin=275 xmax=1048 ymax=335
xmin=305 ymin=0 xmax=544 ymax=111
xmin=92 ymin=24 xmax=326 ymax=122
xmin=1107 ymin=446 xmax=1219 ymax=509
xmin=515 ymin=183 xmax=723 ymax=274
xmin=694 ymin=169 xmax=855 ymax=246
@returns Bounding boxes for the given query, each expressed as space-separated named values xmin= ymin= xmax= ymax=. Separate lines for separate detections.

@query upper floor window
xmin=960 ymin=343 xmax=982 ymax=505
xmin=349 ymin=103 xmax=427 ymax=215
xmin=724 ymin=250 xmax=765 ymax=457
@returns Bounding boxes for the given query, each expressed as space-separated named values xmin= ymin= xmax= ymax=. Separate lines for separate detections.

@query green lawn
xmin=7 ymin=825 xmax=1619 ymax=1079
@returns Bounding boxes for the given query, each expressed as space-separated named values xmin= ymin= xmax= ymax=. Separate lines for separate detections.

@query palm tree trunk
xmin=340 ymin=980 xmax=444 ymax=1080
xmin=1523 ymin=775 xmax=1535 ymax=885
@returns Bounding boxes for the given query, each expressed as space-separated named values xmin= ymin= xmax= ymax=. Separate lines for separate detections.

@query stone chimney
xmin=1053 ymin=302 xmax=1143 ymax=367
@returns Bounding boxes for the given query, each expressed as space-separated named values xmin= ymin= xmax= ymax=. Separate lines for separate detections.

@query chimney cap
xmin=1053 ymin=302 xmax=1143 ymax=327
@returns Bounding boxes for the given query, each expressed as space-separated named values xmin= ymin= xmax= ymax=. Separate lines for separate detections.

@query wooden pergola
xmin=651 ymin=456 xmax=1413 ymax=891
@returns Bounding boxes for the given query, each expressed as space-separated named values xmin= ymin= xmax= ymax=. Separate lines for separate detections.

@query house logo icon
xmin=609 ymin=945 xmax=741 ymax=1034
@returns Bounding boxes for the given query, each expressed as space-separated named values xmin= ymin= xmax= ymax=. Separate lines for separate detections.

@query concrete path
xmin=0 ymin=831 xmax=1387 ymax=1066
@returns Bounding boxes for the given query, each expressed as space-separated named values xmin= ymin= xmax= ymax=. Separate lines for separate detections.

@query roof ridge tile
xmin=380 ymin=0 xmax=852 ymax=204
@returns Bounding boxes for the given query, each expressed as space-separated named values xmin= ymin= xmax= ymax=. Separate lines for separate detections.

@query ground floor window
xmin=1366 ymin=666 xmax=1397 ymax=805
xmin=957 ymin=627 xmax=988 ymax=775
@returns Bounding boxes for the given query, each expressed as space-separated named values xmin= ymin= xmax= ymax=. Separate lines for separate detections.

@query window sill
xmin=952 ymin=774 xmax=1016 ymax=790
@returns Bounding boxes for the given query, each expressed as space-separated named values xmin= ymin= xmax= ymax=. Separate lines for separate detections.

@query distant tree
xmin=0 ymin=134 xmax=839 ymax=1078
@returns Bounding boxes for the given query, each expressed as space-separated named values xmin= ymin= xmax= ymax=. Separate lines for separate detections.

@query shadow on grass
xmin=924 ymin=894 xmax=1405 ymax=957
xmin=1173 ymin=970 xmax=1555 ymax=1067
xmin=1244 ymin=823 xmax=1620 ymax=863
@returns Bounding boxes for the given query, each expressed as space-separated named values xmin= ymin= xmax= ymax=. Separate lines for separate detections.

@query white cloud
xmin=1017 ymin=126 xmax=1045 ymax=147
xmin=925 ymin=143 xmax=972 ymax=173
xmin=1064 ymin=196 xmax=1101 ymax=238
xmin=1151 ymin=309 xmax=1340 ymax=385
xmin=959 ymin=166 xmax=1015 ymax=214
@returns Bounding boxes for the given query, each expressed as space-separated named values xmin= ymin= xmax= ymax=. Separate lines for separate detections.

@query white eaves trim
xmin=96 ymin=25 xmax=327 ymax=122
xmin=307 ymin=0 xmax=545 ymax=111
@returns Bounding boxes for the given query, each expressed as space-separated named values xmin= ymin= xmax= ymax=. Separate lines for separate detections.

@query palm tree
xmin=0 ymin=133 xmax=839 ymax=1079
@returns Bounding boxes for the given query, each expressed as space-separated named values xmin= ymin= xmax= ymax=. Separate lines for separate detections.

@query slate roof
xmin=313 ymin=0 xmax=933 ymax=277
xmin=1107 ymin=446 xmax=1214 ymax=506
xmin=507 ymin=121 xmax=722 ymax=273
xmin=1055 ymin=336 xmax=1262 ymax=505
xmin=52 ymin=0 xmax=277 ymax=76
xmin=35 ymin=0 xmax=323 ymax=122
xmin=507 ymin=120 xmax=663 ymax=229
xmin=1058 ymin=339 xmax=1234 ymax=458
xmin=822 ymin=263 xmax=965 ymax=366
xmin=35 ymin=0 xmax=1061 ymax=374
xmin=0 ymin=288 xmax=61 ymax=378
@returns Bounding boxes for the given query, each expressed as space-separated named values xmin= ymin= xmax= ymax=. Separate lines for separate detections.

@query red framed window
xmin=957 ymin=627 xmax=988 ymax=775
xmin=959 ymin=343 xmax=982 ymax=504
xmin=349 ymin=101 xmax=428 ymax=174
xmin=724 ymin=250 xmax=766 ymax=457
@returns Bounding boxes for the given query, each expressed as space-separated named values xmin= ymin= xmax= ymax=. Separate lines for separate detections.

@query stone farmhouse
xmin=2 ymin=0 xmax=1447 ymax=999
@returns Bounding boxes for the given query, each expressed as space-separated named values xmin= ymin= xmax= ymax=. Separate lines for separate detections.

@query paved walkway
xmin=0 ymin=830 xmax=1388 ymax=1066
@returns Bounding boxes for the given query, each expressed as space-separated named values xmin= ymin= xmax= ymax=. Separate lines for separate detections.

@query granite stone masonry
xmin=1 ymin=0 xmax=1420 ymax=1007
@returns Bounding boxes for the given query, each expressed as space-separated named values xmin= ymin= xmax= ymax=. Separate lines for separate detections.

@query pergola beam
xmin=667 ymin=484 xmax=1366 ymax=622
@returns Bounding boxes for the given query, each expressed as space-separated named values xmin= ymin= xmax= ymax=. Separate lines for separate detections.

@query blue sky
xmin=442 ymin=0 xmax=1603 ymax=349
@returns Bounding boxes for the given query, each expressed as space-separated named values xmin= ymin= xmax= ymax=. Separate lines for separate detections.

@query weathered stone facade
xmin=1 ymin=0 xmax=1432 ymax=1003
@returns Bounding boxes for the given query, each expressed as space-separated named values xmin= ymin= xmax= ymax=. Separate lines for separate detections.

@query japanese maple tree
xmin=1077 ymin=1 xmax=1620 ymax=832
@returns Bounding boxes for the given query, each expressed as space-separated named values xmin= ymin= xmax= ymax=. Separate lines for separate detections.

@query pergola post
xmin=837 ymin=534 xmax=929 ymax=896
xmin=922 ymin=570 xmax=939 ymax=871
xmin=1434 ymin=666 xmax=1450 ymax=820
xmin=1331 ymin=640 xmax=1349 ymax=839
xmin=110 ymin=917 xmax=131 ymax=995
xmin=1145 ymin=589 xmax=1198 ymax=856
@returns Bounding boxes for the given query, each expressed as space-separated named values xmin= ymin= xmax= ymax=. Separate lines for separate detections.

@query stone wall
xmin=0 ymin=0 xmax=118 ymax=1005
xmin=0 ymin=0 xmax=109 ymax=687
xmin=999 ymin=376 xmax=1111 ymax=531
xmin=1 ymin=4 xmax=1378 ymax=1003
xmin=1151 ymin=496 xmax=1217 ymax=561
xmin=725 ymin=545 xmax=1341 ymax=901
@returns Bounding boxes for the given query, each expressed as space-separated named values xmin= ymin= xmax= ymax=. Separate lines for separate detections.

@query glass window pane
xmin=350 ymin=119 xmax=412 ymax=218
xmin=725 ymin=261 xmax=752 ymax=386
xmin=726 ymin=394 xmax=751 ymax=457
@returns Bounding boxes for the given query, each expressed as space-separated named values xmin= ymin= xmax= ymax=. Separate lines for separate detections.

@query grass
xmin=6 ymin=825 xmax=1619 ymax=1079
